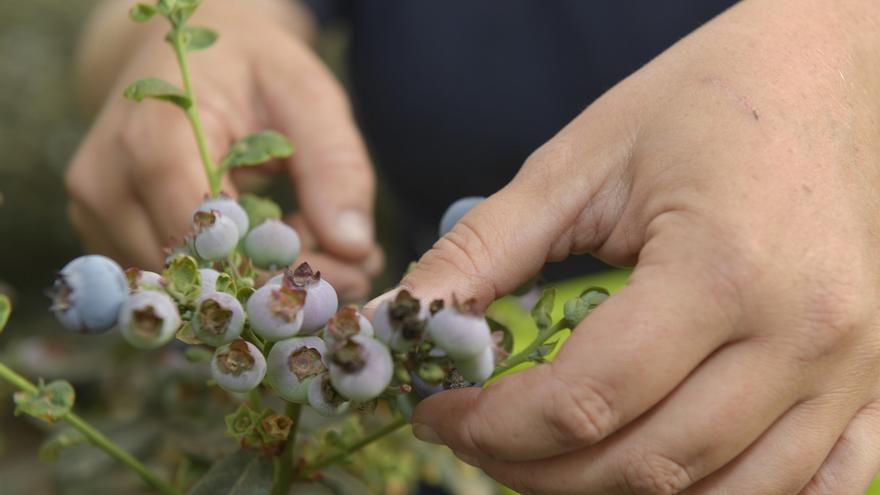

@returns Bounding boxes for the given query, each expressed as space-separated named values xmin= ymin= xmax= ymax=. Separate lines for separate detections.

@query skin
xmin=365 ymin=0 xmax=880 ymax=493
xmin=66 ymin=0 xmax=381 ymax=300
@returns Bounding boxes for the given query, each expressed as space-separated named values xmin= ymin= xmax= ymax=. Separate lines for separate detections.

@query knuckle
xmin=543 ymin=365 xmax=618 ymax=447
xmin=786 ymin=279 xmax=870 ymax=362
xmin=414 ymin=220 xmax=497 ymax=302
xmin=617 ymin=450 xmax=693 ymax=495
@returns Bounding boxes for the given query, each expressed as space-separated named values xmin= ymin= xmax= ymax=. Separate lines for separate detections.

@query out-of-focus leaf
xmin=13 ymin=379 xmax=75 ymax=423
xmin=129 ymin=3 xmax=157 ymax=22
xmin=0 ymin=293 xmax=10 ymax=334
xmin=168 ymin=26 xmax=218 ymax=51
xmin=220 ymin=131 xmax=294 ymax=171
xmin=530 ymin=288 xmax=557 ymax=332
xmin=184 ymin=347 xmax=213 ymax=363
xmin=38 ymin=429 xmax=86 ymax=461
xmin=187 ymin=448 xmax=274 ymax=495
xmin=123 ymin=77 xmax=191 ymax=109
xmin=563 ymin=286 xmax=610 ymax=328
xmin=164 ymin=255 xmax=201 ymax=303
xmin=237 ymin=194 xmax=282 ymax=230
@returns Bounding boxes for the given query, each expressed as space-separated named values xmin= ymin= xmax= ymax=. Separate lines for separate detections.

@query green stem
xmin=170 ymin=29 xmax=220 ymax=196
xmin=271 ymin=402 xmax=302 ymax=495
xmin=492 ymin=319 xmax=570 ymax=377
xmin=303 ymin=417 xmax=407 ymax=475
xmin=0 ymin=363 xmax=182 ymax=495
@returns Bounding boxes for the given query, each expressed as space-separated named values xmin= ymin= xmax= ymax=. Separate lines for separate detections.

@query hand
xmin=388 ymin=0 xmax=880 ymax=493
xmin=66 ymin=0 xmax=380 ymax=299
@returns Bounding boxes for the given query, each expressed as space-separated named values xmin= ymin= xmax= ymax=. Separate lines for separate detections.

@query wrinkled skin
xmin=372 ymin=0 xmax=880 ymax=493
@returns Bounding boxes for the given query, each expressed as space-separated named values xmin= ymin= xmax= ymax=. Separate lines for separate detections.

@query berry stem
xmin=169 ymin=29 xmax=221 ymax=196
xmin=271 ymin=402 xmax=302 ymax=495
xmin=0 ymin=362 xmax=183 ymax=495
xmin=302 ymin=417 xmax=408 ymax=475
xmin=491 ymin=319 xmax=570 ymax=377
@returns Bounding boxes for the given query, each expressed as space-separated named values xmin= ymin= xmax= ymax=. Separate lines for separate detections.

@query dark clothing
xmin=303 ymin=1 xmax=738 ymax=278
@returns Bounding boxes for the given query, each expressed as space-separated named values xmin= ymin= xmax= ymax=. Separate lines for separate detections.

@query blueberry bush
xmin=0 ymin=1 xmax=613 ymax=493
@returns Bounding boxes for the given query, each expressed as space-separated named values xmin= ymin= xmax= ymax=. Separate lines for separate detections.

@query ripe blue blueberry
xmin=267 ymin=336 xmax=326 ymax=403
xmin=426 ymin=302 xmax=491 ymax=360
xmin=243 ymin=220 xmax=300 ymax=269
xmin=192 ymin=292 xmax=245 ymax=346
xmin=454 ymin=346 xmax=494 ymax=383
xmin=118 ymin=290 xmax=181 ymax=349
xmin=125 ymin=268 xmax=164 ymax=292
xmin=191 ymin=210 xmax=239 ymax=261
xmin=277 ymin=263 xmax=338 ymax=335
xmin=328 ymin=335 xmax=393 ymax=402
xmin=371 ymin=290 xmax=427 ymax=352
xmin=438 ymin=196 xmax=484 ymax=238
xmin=322 ymin=306 xmax=374 ymax=349
xmin=246 ymin=284 xmax=306 ymax=341
xmin=307 ymin=373 xmax=350 ymax=416
xmin=210 ymin=339 xmax=267 ymax=393
xmin=194 ymin=195 xmax=249 ymax=240
xmin=50 ymin=255 xmax=129 ymax=334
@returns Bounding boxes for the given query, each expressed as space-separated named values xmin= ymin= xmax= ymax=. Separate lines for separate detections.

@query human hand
xmin=66 ymin=0 xmax=379 ymax=299
xmin=390 ymin=0 xmax=880 ymax=492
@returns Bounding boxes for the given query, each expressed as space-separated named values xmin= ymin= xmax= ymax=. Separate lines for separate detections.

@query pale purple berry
xmin=194 ymin=195 xmax=249 ymax=240
xmin=322 ymin=306 xmax=373 ymax=349
xmin=439 ymin=196 xmax=484 ymax=238
xmin=280 ymin=263 xmax=338 ymax=334
xmin=125 ymin=268 xmax=164 ymax=292
xmin=427 ymin=303 xmax=491 ymax=360
xmin=243 ymin=220 xmax=300 ymax=269
xmin=370 ymin=290 xmax=427 ymax=352
xmin=49 ymin=255 xmax=128 ymax=334
xmin=246 ymin=284 xmax=305 ymax=341
xmin=118 ymin=291 xmax=181 ymax=349
xmin=211 ymin=339 xmax=266 ymax=393
xmin=454 ymin=346 xmax=494 ymax=383
xmin=267 ymin=337 xmax=326 ymax=403
xmin=192 ymin=292 xmax=245 ymax=346
xmin=192 ymin=210 xmax=239 ymax=261
xmin=307 ymin=373 xmax=350 ymax=416
xmin=328 ymin=335 xmax=393 ymax=402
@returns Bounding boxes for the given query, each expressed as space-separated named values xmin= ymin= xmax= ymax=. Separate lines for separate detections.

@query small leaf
xmin=38 ymin=429 xmax=86 ymax=461
xmin=129 ymin=3 xmax=157 ymax=22
xmin=176 ymin=26 xmax=218 ymax=51
xmin=0 ymin=293 xmax=10 ymax=334
xmin=221 ymin=131 xmax=294 ymax=171
xmin=168 ymin=0 xmax=200 ymax=26
xmin=563 ymin=286 xmax=610 ymax=328
xmin=157 ymin=0 xmax=177 ymax=15
xmin=176 ymin=321 xmax=202 ymax=345
xmin=14 ymin=379 xmax=75 ymax=424
xmin=187 ymin=448 xmax=273 ymax=495
xmin=123 ymin=77 xmax=191 ymax=109
xmin=236 ymin=194 xmax=282 ymax=230
xmin=184 ymin=346 xmax=213 ymax=363
xmin=236 ymin=286 xmax=255 ymax=307
xmin=214 ymin=272 xmax=236 ymax=295
xmin=530 ymin=287 xmax=557 ymax=331
xmin=164 ymin=255 xmax=201 ymax=303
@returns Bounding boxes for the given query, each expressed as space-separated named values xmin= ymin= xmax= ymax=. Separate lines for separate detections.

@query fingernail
xmin=454 ymin=451 xmax=481 ymax=468
xmin=335 ymin=210 xmax=372 ymax=247
xmin=412 ymin=423 xmax=442 ymax=445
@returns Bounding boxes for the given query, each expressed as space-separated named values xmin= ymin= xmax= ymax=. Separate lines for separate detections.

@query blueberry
xmin=246 ymin=284 xmax=306 ymax=341
xmin=322 ymin=306 xmax=374 ymax=349
xmin=370 ymin=290 xmax=427 ymax=352
xmin=277 ymin=263 xmax=338 ymax=335
xmin=194 ymin=195 xmax=249 ymax=240
xmin=409 ymin=371 xmax=445 ymax=398
xmin=327 ymin=335 xmax=393 ymax=402
xmin=438 ymin=196 xmax=485 ymax=238
xmin=210 ymin=339 xmax=266 ymax=393
xmin=118 ymin=290 xmax=181 ymax=349
xmin=426 ymin=304 xmax=491 ymax=360
xmin=243 ymin=220 xmax=300 ymax=270
xmin=307 ymin=373 xmax=350 ymax=416
xmin=192 ymin=292 xmax=245 ymax=346
xmin=267 ymin=336 xmax=326 ymax=403
xmin=49 ymin=255 xmax=129 ymax=334
xmin=454 ymin=346 xmax=494 ymax=383
xmin=192 ymin=210 xmax=239 ymax=261
xmin=125 ymin=268 xmax=164 ymax=292
xmin=198 ymin=268 xmax=220 ymax=295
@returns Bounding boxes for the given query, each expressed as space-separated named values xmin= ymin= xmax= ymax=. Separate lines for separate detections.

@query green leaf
xmin=176 ymin=321 xmax=202 ymax=345
xmin=214 ymin=272 xmax=236 ymax=295
xmin=164 ymin=255 xmax=201 ymax=304
xmin=123 ymin=77 xmax=191 ymax=109
xmin=169 ymin=0 xmax=201 ymax=26
xmin=0 ymin=293 xmax=10 ymax=334
xmin=38 ymin=429 xmax=86 ymax=461
xmin=157 ymin=0 xmax=177 ymax=15
xmin=236 ymin=286 xmax=255 ymax=307
xmin=220 ymin=131 xmax=294 ymax=171
xmin=129 ymin=3 xmax=157 ymax=22
xmin=187 ymin=448 xmax=273 ymax=495
xmin=175 ymin=26 xmax=218 ymax=51
xmin=563 ymin=286 xmax=610 ymax=328
xmin=237 ymin=194 xmax=282 ymax=230
xmin=530 ymin=287 xmax=557 ymax=332
xmin=13 ymin=379 xmax=75 ymax=424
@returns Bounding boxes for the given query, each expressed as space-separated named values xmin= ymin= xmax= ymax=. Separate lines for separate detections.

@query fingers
xmin=257 ymin=48 xmax=377 ymax=261
xmin=412 ymin=237 xmax=742 ymax=462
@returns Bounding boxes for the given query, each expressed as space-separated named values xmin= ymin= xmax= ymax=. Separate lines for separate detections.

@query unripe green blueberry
xmin=438 ymin=196 xmax=484 ymax=238
xmin=192 ymin=210 xmax=239 ymax=261
xmin=192 ymin=292 xmax=245 ymax=346
xmin=125 ymin=268 xmax=164 ymax=292
xmin=267 ymin=336 xmax=326 ymax=403
xmin=307 ymin=373 xmax=350 ymax=417
xmin=244 ymin=220 xmax=300 ymax=269
xmin=323 ymin=306 xmax=373 ymax=349
xmin=247 ymin=284 xmax=306 ymax=341
xmin=194 ymin=195 xmax=249 ymax=240
xmin=211 ymin=339 xmax=266 ymax=393
xmin=328 ymin=335 xmax=393 ymax=402
xmin=118 ymin=291 xmax=181 ymax=349
xmin=454 ymin=346 xmax=494 ymax=383
xmin=427 ymin=304 xmax=491 ymax=360
xmin=50 ymin=255 xmax=129 ymax=334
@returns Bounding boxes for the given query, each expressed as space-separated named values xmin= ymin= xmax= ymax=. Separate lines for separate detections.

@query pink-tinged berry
xmin=279 ymin=263 xmax=338 ymax=335
xmin=328 ymin=335 xmax=393 ymax=402
xmin=267 ymin=336 xmax=326 ymax=403
xmin=243 ymin=219 xmax=300 ymax=269
xmin=192 ymin=292 xmax=245 ymax=346
xmin=322 ymin=306 xmax=373 ymax=349
xmin=191 ymin=210 xmax=239 ymax=261
xmin=49 ymin=255 xmax=129 ymax=334
xmin=210 ymin=339 xmax=266 ymax=393
xmin=118 ymin=290 xmax=181 ymax=349
xmin=426 ymin=301 xmax=491 ymax=360
xmin=246 ymin=284 xmax=306 ymax=341
xmin=307 ymin=373 xmax=350 ymax=417
xmin=194 ymin=195 xmax=249 ymax=240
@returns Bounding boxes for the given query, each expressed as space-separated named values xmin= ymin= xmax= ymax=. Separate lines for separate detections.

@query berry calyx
xmin=118 ymin=290 xmax=181 ymax=349
xmin=267 ymin=336 xmax=327 ymax=403
xmin=211 ymin=339 xmax=267 ymax=393
xmin=247 ymin=284 xmax=306 ymax=341
xmin=193 ymin=292 xmax=245 ymax=346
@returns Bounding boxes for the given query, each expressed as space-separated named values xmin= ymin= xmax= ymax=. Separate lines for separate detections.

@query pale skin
xmin=67 ymin=0 xmax=381 ymax=301
xmin=72 ymin=0 xmax=880 ymax=493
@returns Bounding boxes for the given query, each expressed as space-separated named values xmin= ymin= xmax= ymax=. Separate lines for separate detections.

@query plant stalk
xmin=303 ymin=417 xmax=408 ymax=475
xmin=271 ymin=402 xmax=303 ymax=495
xmin=492 ymin=319 xmax=569 ymax=377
